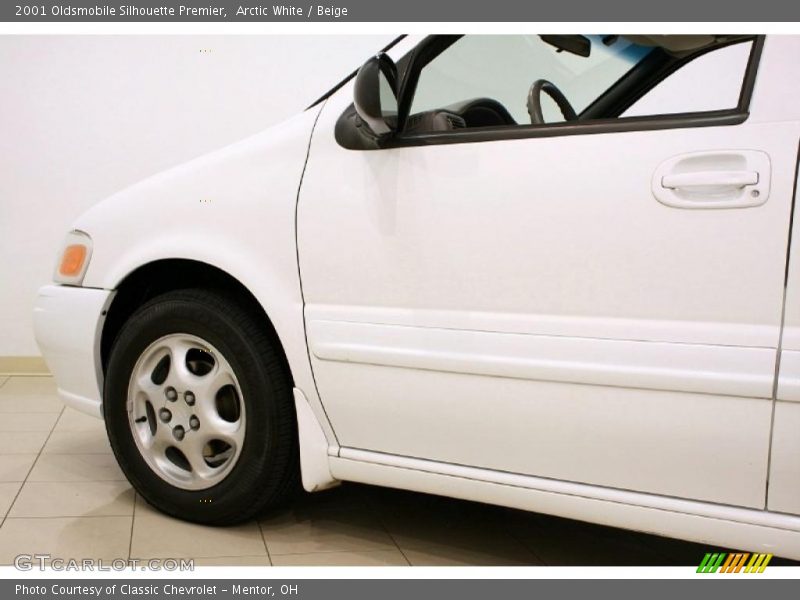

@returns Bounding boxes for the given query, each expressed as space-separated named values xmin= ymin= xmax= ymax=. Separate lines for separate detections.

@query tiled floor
xmin=0 ymin=375 xmax=796 ymax=567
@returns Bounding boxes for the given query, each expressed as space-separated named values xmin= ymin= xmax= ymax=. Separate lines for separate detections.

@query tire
xmin=104 ymin=288 xmax=299 ymax=525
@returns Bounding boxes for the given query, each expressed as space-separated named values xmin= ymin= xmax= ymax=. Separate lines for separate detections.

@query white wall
xmin=0 ymin=35 xmax=393 ymax=356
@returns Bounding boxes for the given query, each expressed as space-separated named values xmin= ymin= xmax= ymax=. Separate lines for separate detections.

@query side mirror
xmin=353 ymin=53 xmax=399 ymax=138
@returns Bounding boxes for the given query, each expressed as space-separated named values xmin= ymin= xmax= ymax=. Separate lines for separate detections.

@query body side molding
xmin=309 ymin=319 xmax=777 ymax=399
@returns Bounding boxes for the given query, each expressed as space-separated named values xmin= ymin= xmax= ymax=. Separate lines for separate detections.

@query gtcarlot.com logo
xmin=697 ymin=552 xmax=773 ymax=573
xmin=14 ymin=554 xmax=194 ymax=571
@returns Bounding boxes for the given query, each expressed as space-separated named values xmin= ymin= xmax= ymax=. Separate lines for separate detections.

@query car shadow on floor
xmin=258 ymin=482 xmax=800 ymax=567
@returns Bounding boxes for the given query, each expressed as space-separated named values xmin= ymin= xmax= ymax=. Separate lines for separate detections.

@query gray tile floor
xmin=0 ymin=375 xmax=795 ymax=567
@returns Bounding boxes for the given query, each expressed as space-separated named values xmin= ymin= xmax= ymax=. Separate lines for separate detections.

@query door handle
xmin=652 ymin=150 xmax=771 ymax=210
xmin=661 ymin=170 xmax=759 ymax=190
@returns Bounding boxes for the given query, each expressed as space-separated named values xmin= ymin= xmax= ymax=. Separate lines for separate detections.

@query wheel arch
xmin=100 ymin=258 xmax=291 ymax=383
xmin=100 ymin=257 xmax=341 ymax=492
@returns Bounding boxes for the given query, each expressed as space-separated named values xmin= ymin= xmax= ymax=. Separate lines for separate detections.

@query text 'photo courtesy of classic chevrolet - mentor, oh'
xmin=32 ymin=34 xmax=800 ymax=560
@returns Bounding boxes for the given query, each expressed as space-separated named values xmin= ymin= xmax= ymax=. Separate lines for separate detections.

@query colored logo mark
xmin=697 ymin=552 xmax=773 ymax=573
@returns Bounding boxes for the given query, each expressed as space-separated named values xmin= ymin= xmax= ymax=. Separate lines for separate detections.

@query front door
xmin=298 ymin=34 xmax=800 ymax=508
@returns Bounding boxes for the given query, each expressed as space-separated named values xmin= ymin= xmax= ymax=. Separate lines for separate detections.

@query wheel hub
xmin=159 ymin=386 xmax=199 ymax=441
xmin=126 ymin=333 xmax=246 ymax=490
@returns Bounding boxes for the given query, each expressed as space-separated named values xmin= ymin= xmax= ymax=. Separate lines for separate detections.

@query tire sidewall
xmin=104 ymin=293 xmax=287 ymax=522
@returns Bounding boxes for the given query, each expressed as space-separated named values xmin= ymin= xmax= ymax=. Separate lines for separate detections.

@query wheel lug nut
xmin=184 ymin=391 xmax=195 ymax=406
xmin=173 ymin=425 xmax=185 ymax=441
xmin=158 ymin=408 xmax=172 ymax=423
xmin=189 ymin=416 xmax=200 ymax=430
xmin=165 ymin=387 xmax=177 ymax=401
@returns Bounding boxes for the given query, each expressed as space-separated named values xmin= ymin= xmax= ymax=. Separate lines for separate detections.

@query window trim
xmin=340 ymin=35 xmax=764 ymax=150
xmin=581 ymin=36 xmax=760 ymax=120
xmin=390 ymin=109 xmax=750 ymax=148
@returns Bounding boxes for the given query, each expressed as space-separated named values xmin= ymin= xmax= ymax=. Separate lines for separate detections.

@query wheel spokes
xmin=126 ymin=333 xmax=246 ymax=490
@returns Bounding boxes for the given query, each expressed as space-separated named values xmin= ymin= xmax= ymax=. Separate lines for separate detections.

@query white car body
xmin=34 ymin=34 xmax=800 ymax=559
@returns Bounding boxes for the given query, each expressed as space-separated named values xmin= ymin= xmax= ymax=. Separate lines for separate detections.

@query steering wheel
xmin=527 ymin=79 xmax=577 ymax=125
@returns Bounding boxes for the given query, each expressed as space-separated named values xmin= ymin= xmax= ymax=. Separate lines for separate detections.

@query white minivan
xmin=34 ymin=34 xmax=800 ymax=559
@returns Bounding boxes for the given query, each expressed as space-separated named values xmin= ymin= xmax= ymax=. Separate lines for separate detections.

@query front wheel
xmin=104 ymin=289 xmax=299 ymax=525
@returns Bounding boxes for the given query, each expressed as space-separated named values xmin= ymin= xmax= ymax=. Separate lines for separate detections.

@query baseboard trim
xmin=0 ymin=356 xmax=50 ymax=376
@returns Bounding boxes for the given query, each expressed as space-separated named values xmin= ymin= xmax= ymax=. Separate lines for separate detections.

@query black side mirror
xmin=353 ymin=53 xmax=399 ymax=138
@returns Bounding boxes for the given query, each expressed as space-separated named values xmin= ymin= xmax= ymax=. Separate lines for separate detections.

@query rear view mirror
xmin=353 ymin=53 xmax=399 ymax=138
xmin=540 ymin=35 xmax=591 ymax=57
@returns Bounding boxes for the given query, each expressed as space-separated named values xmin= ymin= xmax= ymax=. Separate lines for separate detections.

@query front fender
xmin=71 ymin=106 xmax=335 ymax=446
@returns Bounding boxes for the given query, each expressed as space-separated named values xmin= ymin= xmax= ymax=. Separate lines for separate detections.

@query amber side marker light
xmin=59 ymin=244 xmax=88 ymax=277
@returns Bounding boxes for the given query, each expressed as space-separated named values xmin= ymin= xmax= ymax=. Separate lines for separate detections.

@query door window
xmin=404 ymin=35 xmax=755 ymax=133
xmin=622 ymin=42 xmax=751 ymax=116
